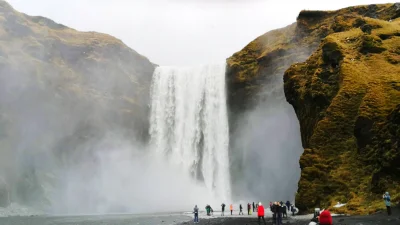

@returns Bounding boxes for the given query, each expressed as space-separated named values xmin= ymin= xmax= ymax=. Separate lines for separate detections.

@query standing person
xmin=230 ymin=204 xmax=233 ymax=215
xmin=205 ymin=205 xmax=211 ymax=216
xmin=257 ymin=202 xmax=266 ymax=225
xmin=282 ymin=204 xmax=287 ymax=218
xmin=318 ymin=209 xmax=333 ymax=225
xmin=291 ymin=204 xmax=296 ymax=216
xmin=256 ymin=203 xmax=259 ymax=212
xmin=247 ymin=203 xmax=251 ymax=215
xmin=193 ymin=205 xmax=199 ymax=224
xmin=286 ymin=201 xmax=291 ymax=212
xmin=271 ymin=202 xmax=277 ymax=225
xmin=383 ymin=192 xmax=392 ymax=215
xmin=239 ymin=204 xmax=244 ymax=215
xmin=277 ymin=202 xmax=283 ymax=225
xmin=221 ymin=203 xmax=226 ymax=216
xmin=253 ymin=202 xmax=255 ymax=212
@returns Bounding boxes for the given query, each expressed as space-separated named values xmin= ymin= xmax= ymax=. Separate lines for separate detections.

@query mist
xmin=50 ymin=134 xmax=215 ymax=215
xmin=0 ymin=73 xmax=214 ymax=215
xmin=0 ymin=1 xmax=201 ymax=212
xmin=230 ymin=73 xmax=303 ymax=203
xmin=0 ymin=16 xmax=219 ymax=212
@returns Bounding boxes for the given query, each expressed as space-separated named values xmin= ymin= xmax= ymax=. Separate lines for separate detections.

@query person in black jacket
xmin=286 ymin=201 xmax=291 ymax=212
xmin=276 ymin=202 xmax=283 ymax=225
xmin=239 ymin=204 xmax=244 ymax=215
xmin=282 ymin=204 xmax=287 ymax=218
xmin=271 ymin=202 xmax=277 ymax=225
xmin=253 ymin=202 xmax=255 ymax=212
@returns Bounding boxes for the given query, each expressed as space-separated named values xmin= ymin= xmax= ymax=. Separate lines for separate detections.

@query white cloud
xmin=6 ymin=0 xmax=397 ymax=65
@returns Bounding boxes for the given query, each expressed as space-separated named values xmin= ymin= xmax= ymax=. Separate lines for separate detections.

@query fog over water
xmin=230 ymin=74 xmax=303 ymax=204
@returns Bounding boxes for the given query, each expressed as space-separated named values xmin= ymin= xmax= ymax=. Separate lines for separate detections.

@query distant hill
xmin=0 ymin=0 xmax=155 ymax=207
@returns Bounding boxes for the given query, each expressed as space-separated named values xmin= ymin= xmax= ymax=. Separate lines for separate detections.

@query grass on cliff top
xmin=226 ymin=3 xmax=395 ymax=85
xmin=0 ymin=2 xmax=130 ymax=48
xmin=227 ymin=23 xmax=296 ymax=82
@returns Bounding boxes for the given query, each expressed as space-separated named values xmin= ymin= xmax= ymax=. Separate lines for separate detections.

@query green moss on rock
xmin=285 ymin=11 xmax=400 ymax=214
xmin=360 ymin=35 xmax=386 ymax=53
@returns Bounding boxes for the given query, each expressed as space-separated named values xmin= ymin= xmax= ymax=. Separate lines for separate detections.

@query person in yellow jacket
xmin=230 ymin=204 xmax=233 ymax=215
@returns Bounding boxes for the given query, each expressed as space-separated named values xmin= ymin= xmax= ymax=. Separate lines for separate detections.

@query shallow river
xmin=0 ymin=213 xmax=192 ymax=225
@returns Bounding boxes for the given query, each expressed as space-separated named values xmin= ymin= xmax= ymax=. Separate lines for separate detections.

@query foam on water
xmin=0 ymin=203 xmax=43 ymax=217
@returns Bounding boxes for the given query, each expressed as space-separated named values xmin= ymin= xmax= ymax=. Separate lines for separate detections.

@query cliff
xmin=227 ymin=3 xmax=400 ymax=214
xmin=0 ymin=0 xmax=155 ymax=207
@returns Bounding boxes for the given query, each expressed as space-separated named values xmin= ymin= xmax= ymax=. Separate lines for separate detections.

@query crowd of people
xmin=192 ymin=200 xmax=297 ymax=224
xmin=269 ymin=201 xmax=296 ymax=225
xmin=192 ymin=191 xmax=393 ymax=224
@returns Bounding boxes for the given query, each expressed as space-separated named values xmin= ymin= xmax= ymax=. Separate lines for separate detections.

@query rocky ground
xmin=179 ymin=207 xmax=400 ymax=225
xmin=179 ymin=215 xmax=400 ymax=225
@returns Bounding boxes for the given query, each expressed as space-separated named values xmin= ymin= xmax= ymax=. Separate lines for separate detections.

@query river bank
xmin=179 ymin=215 xmax=400 ymax=225
xmin=179 ymin=207 xmax=400 ymax=225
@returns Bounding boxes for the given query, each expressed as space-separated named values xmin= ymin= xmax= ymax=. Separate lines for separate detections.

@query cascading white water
xmin=149 ymin=63 xmax=231 ymax=202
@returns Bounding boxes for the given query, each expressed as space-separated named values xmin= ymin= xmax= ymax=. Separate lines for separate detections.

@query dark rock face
xmin=360 ymin=35 xmax=386 ymax=54
xmin=354 ymin=116 xmax=374 ymax=149
xmin=361 ymin=24 xmax=373 ymax=34
xmin=322 ymin=42 xmax=343 ymax=67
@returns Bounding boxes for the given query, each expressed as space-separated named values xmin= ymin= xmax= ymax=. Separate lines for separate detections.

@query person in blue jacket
xmin=383 ymin=192 xmax=391 ymax=215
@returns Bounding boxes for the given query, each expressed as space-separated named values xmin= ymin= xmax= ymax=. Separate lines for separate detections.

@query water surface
xmin=0 ymin=213 xmax=192 ymax=225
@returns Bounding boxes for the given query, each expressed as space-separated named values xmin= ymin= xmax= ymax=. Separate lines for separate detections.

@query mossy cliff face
xmin=285 ymin=7 xmax=400 ymax=213
xmin=0 ymin=1 xmax=155 ymax=207
xmin=0 ymin=1 xmax=155 ymax=136
xmin=227 ymin=3 xmax=400 ymax=214
xmin=0 ymin=0 xmax=156 ymax=138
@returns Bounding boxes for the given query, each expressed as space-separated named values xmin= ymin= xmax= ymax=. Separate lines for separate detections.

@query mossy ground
xmin=227 ymin=3 xmax=400 ymax=215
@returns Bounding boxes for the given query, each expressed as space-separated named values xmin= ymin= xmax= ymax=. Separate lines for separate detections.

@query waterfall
xmin=149 ymin=63 xmax=231 ymax=202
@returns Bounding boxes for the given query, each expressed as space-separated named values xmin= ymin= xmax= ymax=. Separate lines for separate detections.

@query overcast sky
xmin=7 ymin=0 xmax=396 ymax=65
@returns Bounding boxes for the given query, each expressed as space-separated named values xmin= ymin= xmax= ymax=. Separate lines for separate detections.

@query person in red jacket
xmin=318 ymin=208 xmax=333 ymax=225
xmin=257 ymin=202 xmax=266 ymax=225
